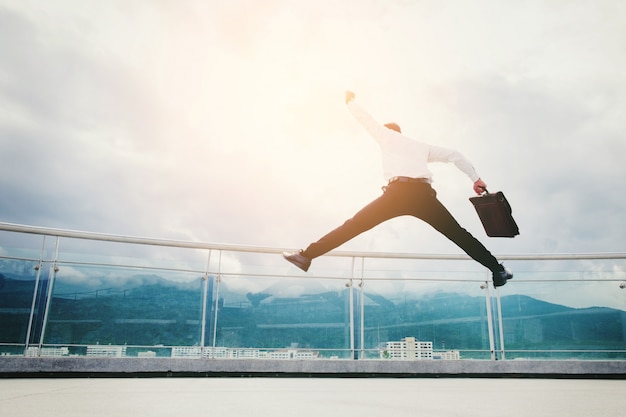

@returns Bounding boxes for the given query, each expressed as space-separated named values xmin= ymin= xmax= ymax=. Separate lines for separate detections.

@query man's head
xmin=384 ymin=122 xmax=401 ymax=133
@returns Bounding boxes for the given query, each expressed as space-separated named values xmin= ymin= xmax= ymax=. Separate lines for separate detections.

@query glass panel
xmin=362 ymin=279 xmax=492 ymax=360
xmin=0 ymin=232 xmax=50 ymax=355
xmin=0 ymin=230 xmax=46 ymax=260
xmin=0 ymin=258 xmax=41 ymax=355
xmin=43 ymin=264 xmax=205 ymax=356
xmin=214 ymin=275 xmax=352 ymax=359
xmin=359 ymin=257 xmax=492 ymax=360
xmin=500 ymin=278 xmax=626 ymax=360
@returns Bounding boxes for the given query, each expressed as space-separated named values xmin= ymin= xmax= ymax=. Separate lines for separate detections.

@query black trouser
xmin=302 ymin=181 xmax=502 ymax=272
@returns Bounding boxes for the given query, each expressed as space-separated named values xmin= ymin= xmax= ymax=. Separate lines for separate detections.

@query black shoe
xmin=283 ymin=250 xmax=311 ymax=272
xmin=492 ymin=265 xmax=513 ymax=287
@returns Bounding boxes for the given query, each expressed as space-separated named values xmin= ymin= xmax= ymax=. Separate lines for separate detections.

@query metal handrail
xmin=2 ymin=221 xmax=625 ymax=261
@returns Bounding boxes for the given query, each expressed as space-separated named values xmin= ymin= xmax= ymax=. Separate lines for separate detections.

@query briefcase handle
xmin=476 ymin=188 xmax=509 ymax=205
xmin=478 ymin=188 xmax=506 ymax=202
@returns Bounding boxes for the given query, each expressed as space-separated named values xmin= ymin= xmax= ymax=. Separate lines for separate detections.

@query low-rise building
xmin=86 ymin=345 xmax=126 ymax=357
xmin=382 ymin=337 xmax=433 ymax=360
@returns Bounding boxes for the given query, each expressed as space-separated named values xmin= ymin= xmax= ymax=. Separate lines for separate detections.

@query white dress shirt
xmin=348 ymin=101 xmax=480 ymax=183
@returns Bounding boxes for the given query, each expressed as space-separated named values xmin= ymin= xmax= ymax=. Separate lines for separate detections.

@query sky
xmin=1 ymin=1 xmax=625 ymax=277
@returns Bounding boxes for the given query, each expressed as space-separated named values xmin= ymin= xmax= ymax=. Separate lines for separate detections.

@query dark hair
xmin=384 ymin=122 xmax=401 ymax=133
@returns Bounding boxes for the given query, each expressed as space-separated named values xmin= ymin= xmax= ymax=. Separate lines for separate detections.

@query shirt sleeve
xmin=346 ymin=101 xmax=388 ymax=145
xmin=428 ymin=145 xmax=481 ymax=182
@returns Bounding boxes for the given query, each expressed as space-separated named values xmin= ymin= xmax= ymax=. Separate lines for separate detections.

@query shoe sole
xmin=494 ymin=273 xmax=513 ymax=288
xmin=283 ymin=254 xmax=310 ymax=272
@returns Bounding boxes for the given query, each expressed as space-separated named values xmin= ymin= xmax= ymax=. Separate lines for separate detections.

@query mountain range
xmin=1 ymin=272 xmax=625 ymax=359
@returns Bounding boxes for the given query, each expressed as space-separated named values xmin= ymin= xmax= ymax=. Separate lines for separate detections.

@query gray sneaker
xmin=492 ymin=265 xmax=513 ymax=287
xmin=283 ymin=250 xmax=311 ymax=272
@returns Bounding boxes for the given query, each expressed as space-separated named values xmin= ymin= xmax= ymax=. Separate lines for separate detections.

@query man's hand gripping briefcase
xmin=469 ymin=190 xmax=520 ymax=238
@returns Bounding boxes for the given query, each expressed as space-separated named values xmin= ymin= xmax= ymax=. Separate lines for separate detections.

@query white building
xmin=171 ymin=346 xmax=203 ymax=358
xmin=86 ymin=345 xmax=126 ymax=357
xmin=25 ymin=346 xmax=70 ymax=357
xmin=266 ymin=349 xmax=319 ymax=360
xmin=40 ymin=347 xmax=70 ymax=357
xmin=433 ymin=350 xmax=461 ymax=360
xmin=175 ymin=347 xmax=320 ymax=360
xmin=382 ymin=337 xmax=433 ymax=360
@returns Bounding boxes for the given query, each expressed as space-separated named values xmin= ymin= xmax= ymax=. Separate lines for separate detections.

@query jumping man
xmin=283 ymin=91 xmax=513 ymax=287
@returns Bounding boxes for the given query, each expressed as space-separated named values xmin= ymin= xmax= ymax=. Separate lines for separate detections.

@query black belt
xmin=388 ymin=176 xmax=430 ymax=185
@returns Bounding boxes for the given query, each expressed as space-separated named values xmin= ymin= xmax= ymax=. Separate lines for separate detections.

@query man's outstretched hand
xmin=473 ymin=179 xmax=488 ymax=195
xmin=345 ymin=90 xmax=355 ymax=104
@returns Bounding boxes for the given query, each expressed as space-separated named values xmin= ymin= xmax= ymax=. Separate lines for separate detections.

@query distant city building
xmin=382 ymin=337 xmax=433 ymax=360
xmin=40 ymin=347 xmax=70 ymax=357
xmin=264 ymin=349 xmax=319 ymax=360
xmin=172 ymin=346 xmax=319 ymax=360
xmin=433 ymin=350 xmax=461 ymax=360
xmin=25 ymin=346 xmax=70 ymax=357
xmin=381 ymin=337 xmax=461 ymax=360
xmin=171 ymin=346 xmax=203 ymax=358
xmin=204 ymin=347 xmax=230 ymax=359
xmin=86 ymin=345 xmax=126 ymax=357
xmin=25 ymin=347 xmax=39 ymax=357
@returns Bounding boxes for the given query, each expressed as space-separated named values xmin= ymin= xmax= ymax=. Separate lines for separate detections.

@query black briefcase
xmin=469 ymin=190 xmax=519 ymax=237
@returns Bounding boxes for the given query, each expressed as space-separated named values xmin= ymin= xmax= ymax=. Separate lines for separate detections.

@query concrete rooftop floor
xmin=1 ymin=377 xmax=625 ymax=417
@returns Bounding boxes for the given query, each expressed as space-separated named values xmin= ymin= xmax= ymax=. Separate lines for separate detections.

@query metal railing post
xmin=23 ymin=236 xmax=46 ymax=356
xmin=482 ymin=280 xmax=496 ymax=360
xmin=359 ymin=258 xmax=365 ymax=360
xmin=37 ymin=237 xmax=60 ymax=354
xmin=348 ymin=257 xmax=356 ymax=359
xmin=495 ymin=288 xmax=506 ymax=360
xmin=211 ymin=251 xmax=222 ymax=351
xmin=348 ymin=278 xmax=354 ymax=360
xmin=200 ymin=249 xmax=212 ymax=356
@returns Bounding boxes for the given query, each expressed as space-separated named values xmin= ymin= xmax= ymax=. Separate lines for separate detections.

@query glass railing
xmin=1 ymin=222 xmax=625 ymax=360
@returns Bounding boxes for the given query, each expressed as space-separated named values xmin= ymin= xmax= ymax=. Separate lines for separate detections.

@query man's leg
xmin=284 ymin=186 xmax=408 ymax=271
xmin=414 ymin=189 xmax=502 ymax=272
xmin=301 ymin=190 xmax=401 ymax=259
xmin=407 ymin=187 xmax=512 ymax=286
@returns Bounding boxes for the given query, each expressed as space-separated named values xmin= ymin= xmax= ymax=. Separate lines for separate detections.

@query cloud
xmin=439 ymin=75 xmax=626 ymax=253
xmin=0 ymin=0 xmax=625 ymax=269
